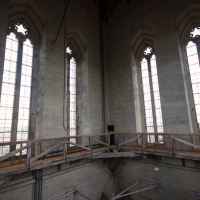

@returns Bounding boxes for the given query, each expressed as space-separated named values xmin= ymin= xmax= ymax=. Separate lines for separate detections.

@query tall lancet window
xmin=0 ymin=23 xmax=33 ymax=155
xmin=141 ymin=47 xmax=163 ymax=143
xmin=186 ymin=27 xmax=200 ymax=129
xmin=66 ymin=47 xmax=77 ymax=143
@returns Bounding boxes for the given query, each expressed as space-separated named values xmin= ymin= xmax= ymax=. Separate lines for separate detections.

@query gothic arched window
xmin=140 ymin=47 xmax=163 ymax=143
xmin=66 ymin=47 xmax=77 ymax=144
xmin=186 ymin=27 xmax=200 ymax=129
xmin=0 ymin=23 xmax=34 ymax=155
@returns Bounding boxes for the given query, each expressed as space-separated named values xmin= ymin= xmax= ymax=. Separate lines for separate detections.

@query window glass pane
xmin=17 ymin=39 xmax=33 ymax=154
xmin=141 ymin=58 xmax=154 ymax=139
xmin=141 ymin=53 xmax=163 ymax=144
xmin=0 ymin=33 xmax=18 ymax=156
xmin=186 ymin=41 xmax=200 ymax=127
xmin=70 ymin=57 xmax=76 ymax=144
xmin=150 ymin=55 xmax=164 ymax=142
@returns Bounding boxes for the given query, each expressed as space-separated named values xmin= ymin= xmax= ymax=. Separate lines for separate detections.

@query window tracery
xmin=140 ymin=47 xmax=163 ymax=143
xmin=186 ymin=27 xmax=200 ymax=130
xmin=0 ymin=22 xmax=34 ymax=155
xmin=66 ymin=46 xmax=77 ymax=144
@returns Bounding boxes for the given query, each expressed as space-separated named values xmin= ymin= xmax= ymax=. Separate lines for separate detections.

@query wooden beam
xmin=63 ymin=140 xmax=67 ymax=162
xmin=30 ymin=142 xmax=64 ymax=163
xmin=0 ymin=144 xmax=28 ymax=162
xmin=26 ymin=143 xmax=31 ymax=169
xmin=174 ymin=137 xmax=200 ymax=149
xmin=171 ymin=136 xmax=175 ymax=157
xmin=89 ymin=137 xmax=92 ymax=156
xmin=119 ymin=136 xmax=140 ymax=146
xmin=117 ymin=132 xmax=200 ymax=136
xmin=91 ymin=137 xmax=109 ymax=147
xmin=67 ymin=142 xmax=90 ymax=151
xmin=1 ymin=132 xmax=200 ymax=147
xmin=1 ymin=132 xmax=200 ymax=176
xmin=92 ymin=152 xmax=138 ymax=158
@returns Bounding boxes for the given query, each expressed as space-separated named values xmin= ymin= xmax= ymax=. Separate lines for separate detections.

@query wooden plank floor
xmin=121 ymin=145 xmax=200 ymax=160
xmin=0 ymin=146 xmax=108 ymax=174
xmin=1 ymin=145 xmax=200 ymax=175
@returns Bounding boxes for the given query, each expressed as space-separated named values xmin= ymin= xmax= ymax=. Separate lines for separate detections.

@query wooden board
xmin=1 ymin=132 xmax=200 ymax=175
xmin=0 ymin=146 xmax=108 ymax=174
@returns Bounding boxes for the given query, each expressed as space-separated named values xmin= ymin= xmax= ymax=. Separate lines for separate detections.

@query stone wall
xmin=0 ymin=0 xmax=10 ymax=110
xmin=34 ymin=0 xmax=103 ymax=138
xmin=0 ymin=160 xmax=114 ymax=200
xmin=117 ymin=158 xmax=200 ymax=200
xmin=1 ymin=0 xmax=200 ymax=199
xmin=107 ymin=0 xmax=200 ymax=136
xmin=0 ymin=0 xmax=105 ymax=141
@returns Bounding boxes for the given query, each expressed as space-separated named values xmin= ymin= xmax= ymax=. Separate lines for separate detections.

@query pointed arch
xmin=66 ymin=29 xmax=88 ymax=61
xmin=176 ymin=4 xmax=200 ymax=137
xmin=176 ymin=3 xmax=200 ymax=46
xmin=8 ymin=0 xmax=46 ymax=44
xmin=65 ymin=29 xmax=88 ymax=140
xmin=130 ymin=30 xmax=163 ymax=142
xmin=130 ymin=30 xmax=154 ymax=65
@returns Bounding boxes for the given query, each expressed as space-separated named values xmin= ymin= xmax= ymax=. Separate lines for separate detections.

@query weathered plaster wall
xmin=106 ymin=1 xmax=200 ymax=199
xmin=33 ymin=0 xmax=103 ymax=138
xmin=117 ymin=158 xmax=200 ymax=200
xmin=0 ymin=0 xmax=10 ymax=108
xmin=1 ymin=0 xmax=200 ymax=200
xmin=107 ymin=0 xmax=200 ymax=139
xmin=0 ymin=0 xmax=105 ymax=140
xmin=0 ymin=160 xmax=114 ymax=200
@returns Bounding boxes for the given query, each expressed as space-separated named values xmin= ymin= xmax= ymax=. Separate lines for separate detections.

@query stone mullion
xmin=66 ymin=55 xmax=71 ymax=141
xmin=147 ymin=58 xmax=158 ymax=142
xmin=196 ymin=41 xmax=200 ymax=71
xmin=75 ymin=59 xmax=78 ymax=143
xmin=10 ymin=40 xmax=23 ymax=151
xmin=195 ymin=41 xmax=200 ymax=130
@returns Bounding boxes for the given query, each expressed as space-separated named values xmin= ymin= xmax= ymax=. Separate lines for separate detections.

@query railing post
xmin=171 ymin=135 xmax=175 ymax=157
xmin=39 ymin=141 xmax=42 ymax=154
xmin=26 ymin=142 xmax=32 ymax=170
xmin=67 ymin=136 xmax=70 ymax=149
xmin=108 ymin=134 xmax=110 ymax=149
xmin=73 ymin=192 xmax=77 ymax=200
xmin=89 ymin=136 xmax=92 ymax=156
xmin=141 ymin=134 xmax=144 ymax=154
xmin=63 ymin=139 xmax=67 ymax=162
xmin=20 ymin=143 xmax=22 ymax=161
xmin=116 ymin=133 xmax=119 ymax=150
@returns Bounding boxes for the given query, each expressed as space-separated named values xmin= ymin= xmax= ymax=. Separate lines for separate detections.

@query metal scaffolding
xmin=117 ymin=173 xmax=200 ymax=198
xmin=54 ymin=173 xmax=112 ymax=200
xmin=111 ymin=179 xmax=157 ymax=200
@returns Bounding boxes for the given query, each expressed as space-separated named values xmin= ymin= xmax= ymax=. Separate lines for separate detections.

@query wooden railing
xmin=0 ymin=132 xmax=200 ymax=174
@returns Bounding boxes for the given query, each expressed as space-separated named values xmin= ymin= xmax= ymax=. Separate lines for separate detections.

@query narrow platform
xmin=0 ymin=146 xmax=108 ymax=174
xmin=1 ymin=132 xmax=200 ymax=175
xmin=121 ymin=145 xmax=200 ymax=160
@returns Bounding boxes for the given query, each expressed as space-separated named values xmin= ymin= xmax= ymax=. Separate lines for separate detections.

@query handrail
xmin=1 ymin=132 xmax=200 ymax=175
xmin=0 ymin=133 xmax=116 ymax=146
xmin=117 ymin=132 xmax=200 ymax=136
xmin=0 ymin=144 xmax=28 ymax=162
xmin=0 ymin=132 xmax=200 ymax=146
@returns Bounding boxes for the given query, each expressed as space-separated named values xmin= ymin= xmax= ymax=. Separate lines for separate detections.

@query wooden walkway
xmin=1 ymin=132 xmax=200 ymax=175
xmin=0 ymin=146 xmax=108 ymax=174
